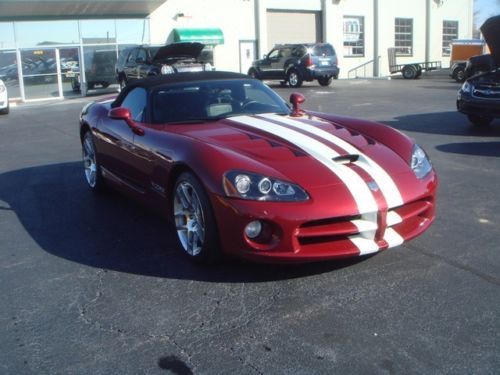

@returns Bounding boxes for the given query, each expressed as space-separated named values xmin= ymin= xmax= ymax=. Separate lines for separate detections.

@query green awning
xmin=173 ymin=28 xmax=224 ymax=45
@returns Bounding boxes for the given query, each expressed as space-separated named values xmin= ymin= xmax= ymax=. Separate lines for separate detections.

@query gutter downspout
xmin=425 ymin=0 xmax=431 ymax=63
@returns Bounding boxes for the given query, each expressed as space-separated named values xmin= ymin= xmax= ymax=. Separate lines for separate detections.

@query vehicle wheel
xmin=318 ymin=76 xmax=333 ymax=86
xmin=82 ymin=131 xmax=105 ymax=192
xmin=467 ymin=114 xmax=493 ymax=126
xmin=71 ymin=79 xmax=80 ymax=92
xmin=173 ymin=172 xmax=221 ymax=263
xmin=402 ymin=65 xmax=418 ymax=79
xmin=247 ymin=68 xmax=259 ymax=80
xmin=101 ymin=82 xmax=110 ymax=88
xmin=454 ymin=68 xmax=465 ymax=82
xmin=287 ymin=69 xmax=303 ymax=88
xmin=0 ymin=103 xmax=9 ymax=115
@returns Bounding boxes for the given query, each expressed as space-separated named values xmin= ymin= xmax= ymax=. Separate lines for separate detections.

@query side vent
xmin=333 ymin=155 xmax=359 ymax=164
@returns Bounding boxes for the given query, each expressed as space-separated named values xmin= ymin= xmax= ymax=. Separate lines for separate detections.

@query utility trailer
xmin=388 ymin=48 xmax=441 ymax=79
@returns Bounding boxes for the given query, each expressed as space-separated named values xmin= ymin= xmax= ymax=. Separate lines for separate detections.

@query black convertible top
xmin=113 ymin=71 xmax=250 ymax=107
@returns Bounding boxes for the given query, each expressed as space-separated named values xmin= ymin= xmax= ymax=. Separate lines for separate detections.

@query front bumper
xmin=457 ymin=92 xmax=500 ymax=118
xmin=210 ymin=173 xmax=437 ymax=263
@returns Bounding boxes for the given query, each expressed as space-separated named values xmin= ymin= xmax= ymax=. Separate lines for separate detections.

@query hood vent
xmin=333 ymin=154 xmax=359 ymax=164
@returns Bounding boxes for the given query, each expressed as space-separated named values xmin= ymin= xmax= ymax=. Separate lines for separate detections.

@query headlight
xmin=161 ymin=65 xmax=175 ymax=75
xmin=410 ymin=144 xmax=432 ymax=179
xmin=461 ymin=81 xmax=472 ymax=93
xmin=223 ymin=170 xmax=309 ymax=201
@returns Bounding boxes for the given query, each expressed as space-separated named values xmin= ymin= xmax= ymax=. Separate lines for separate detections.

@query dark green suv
xmin=248 ymin=43 xmax=339 ymax=88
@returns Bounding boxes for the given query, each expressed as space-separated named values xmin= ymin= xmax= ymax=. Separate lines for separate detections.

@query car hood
xmin=152 ymin=42 xmax=205 ymax=62
xmin=174 ymin=113 xmax=416 ymax=207
xmin=480 ymin=15 xmax=500 ymax=68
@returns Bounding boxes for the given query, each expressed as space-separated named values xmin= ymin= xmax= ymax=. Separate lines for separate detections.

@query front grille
xmin=295 ymin=196 xmax=434 ymax=255
xmin=472 ymin=85 xmax=500 ymax=100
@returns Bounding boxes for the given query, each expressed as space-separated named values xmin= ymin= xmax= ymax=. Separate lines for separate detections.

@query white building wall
xmin=150 ymin=0 xmax=473 ymax=78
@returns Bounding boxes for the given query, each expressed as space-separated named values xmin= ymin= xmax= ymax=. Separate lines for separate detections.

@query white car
xmin=0 ymin=79 xmax=9 ymax=114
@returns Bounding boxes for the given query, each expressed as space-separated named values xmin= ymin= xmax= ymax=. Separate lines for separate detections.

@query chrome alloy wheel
xmin=288 ymin=72 xmax=299 ymax=86
xmin=82 ymin=133 xmax=97 ymax=188
xmin=174 ymin=181 xmax=206 ymax=256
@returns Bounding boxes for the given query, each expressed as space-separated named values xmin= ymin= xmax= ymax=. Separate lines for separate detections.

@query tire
xmin=467 ymin=114 xmax=493 ymax=126
xmin=247 ymin=68 xmax=259 ymax=80
xmin=454 ymin=68 xmax=465 ymax=82
xmin=402 ymin=65 xmax=417 ymax=79
xmin=71 ymin=79 xmax=80 ymax=92
xmin=318 ymin=76 xmax=333 ymax=86
xmin=0 ymin=102 xmax=9 ymax=115
xmin=82 ymin=131 xmax=105 ymax=192
xmin=172 ymin=171 xmax=221 ymax=263
xmin=287 ymin=69 xmax=303 ymax=88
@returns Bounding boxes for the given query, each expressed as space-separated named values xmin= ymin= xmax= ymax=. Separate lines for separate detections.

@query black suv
xmin=115 ymin=42 xmax=210 ymax=89
xmin=248 ymin=43 xmax=339 ymax=88
xmin=457 ymin=15 xmax=500 ymax=126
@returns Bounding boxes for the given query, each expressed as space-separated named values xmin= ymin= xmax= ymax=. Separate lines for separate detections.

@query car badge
xmin=367 ymin=181 xmax=379 ymax=192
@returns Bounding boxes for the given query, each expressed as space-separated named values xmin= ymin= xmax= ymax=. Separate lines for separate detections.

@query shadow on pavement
xmin=381 ymin=111 xmax=500 ymax=137
xmin=436 ymin=141 xmax=500 ymax=157
xmin=0 ymin=162 xmax=366 ymax=282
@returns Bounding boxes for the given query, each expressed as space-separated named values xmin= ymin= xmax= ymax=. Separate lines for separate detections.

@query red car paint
xmin=80 ymin=74 xmax=437 ymax=263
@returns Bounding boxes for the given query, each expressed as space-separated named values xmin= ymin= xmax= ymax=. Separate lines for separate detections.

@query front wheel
xmin=247 ymin=68 xmax=259 ymax=80
xmin=172 ymin=172 xmax=221 ymax=263
xmin=318 ymin=76 xmax=333 ymax=86
xmin=454 ymin=68 xmax=465 ymax=82
xmin=287 ymin=69 xmax=303 ymax=88
xmin=467 ymin=114 xmax=493 ymax=126
xmin=82 ymin=131 xmax=105 ymax=192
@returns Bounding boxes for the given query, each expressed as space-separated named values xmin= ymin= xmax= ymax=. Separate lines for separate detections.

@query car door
xmin=259 ymin=49 xmax=279 ymax=79
xmin=124 ymin=48 xmax=139 ymax=81
xmin=96 ymin=87 xmax=148 ymax=192
xmin=135 ymin=48 xmax=150 ymax=79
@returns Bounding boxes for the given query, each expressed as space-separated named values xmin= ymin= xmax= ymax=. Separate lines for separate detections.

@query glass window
xmin=0 ymin=23 xmax=16 ymax=49
xmin=395 ymin=18 xmax=413 ymax=56
xmin=136 ymin=49 xmax=147 ymax=63
xmin=122 ymin=87 xmax=147 ymax=122
xmin=312 ymin=44 xmax=335 ymax=56
xmin=267 ymin=49 xmax=279 ymax=60
xmin=344 ymin=16 xmax=364 ymax=57
xmin=14 ymin=20 xmax=79 ymax=48
xmin=80 ymin=20 xmax=116 ymax=44
xmin=442 ymin=20 xmax=459 ymax=56
xmin=116 ymin=19 xmax=150 ymax=44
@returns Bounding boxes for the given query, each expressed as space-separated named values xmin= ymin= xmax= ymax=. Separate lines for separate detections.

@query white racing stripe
xmin=230 ymin=115 xmax=378 ymax=214
xmin=260 ymin=114 xmax=404 ymax=209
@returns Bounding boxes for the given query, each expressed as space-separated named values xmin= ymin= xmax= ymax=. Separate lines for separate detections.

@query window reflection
xmin=0 ymin=23 xmax=16 ymax=49
xmin=14 ymin=21 xmax=79 ymax=48
xmin=80 ymin=20 xmax=116 ymax=44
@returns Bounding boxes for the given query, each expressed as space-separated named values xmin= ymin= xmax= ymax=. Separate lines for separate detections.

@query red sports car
xmin=80 ymin=71 xmax=437 ymax=263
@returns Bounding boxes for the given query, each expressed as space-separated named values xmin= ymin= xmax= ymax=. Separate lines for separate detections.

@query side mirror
xmin=289 ymin=93 xmax=305 ymax=117
xmin=108 ymin=107 xmax=144 ymax=136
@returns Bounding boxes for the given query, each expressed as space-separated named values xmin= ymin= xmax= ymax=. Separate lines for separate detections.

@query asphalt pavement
xmin=0 ymin=72 xmax=499 ymax=374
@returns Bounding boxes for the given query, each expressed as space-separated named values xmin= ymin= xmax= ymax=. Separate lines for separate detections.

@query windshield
xmin=151 ymin=79 xmax=290 ymax=124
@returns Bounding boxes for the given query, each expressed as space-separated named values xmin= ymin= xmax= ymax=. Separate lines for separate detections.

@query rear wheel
xmin=247 ymin=68 xmax=259 ymax=80
xmin=467 ymin=114 xmax=493 ymax=126
xmin=318 ymin=76 xmax=333 ymax=86
xmin=172 ymin=172 xmax=221 ymax=263
xmin=82 ymin=131 xmax=105 ymax=192
xmin=402 ymin=65 xmax=418 ymax=79
xmin=287 ymin=69 xmax=303 ymax=88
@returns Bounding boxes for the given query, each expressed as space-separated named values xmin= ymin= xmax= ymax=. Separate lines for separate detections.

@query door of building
xmin=20 ymin=48 xmax=62 ymax=101
xmin=239 ymin=40 xmax=256 ymax=75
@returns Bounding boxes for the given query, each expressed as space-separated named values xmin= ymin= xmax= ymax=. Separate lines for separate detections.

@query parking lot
xmin=0 ymin=73 xmax=499 ymax=374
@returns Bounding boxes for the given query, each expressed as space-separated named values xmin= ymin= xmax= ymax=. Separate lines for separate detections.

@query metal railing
xmin=347 ymin=56 xmax=381 ymax=79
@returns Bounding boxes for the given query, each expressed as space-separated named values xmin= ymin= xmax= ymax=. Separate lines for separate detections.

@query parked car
xmin=457 ymin=15 xmax=500 ymax=126
xmin=79 ymin=71 xmax=437 ymax=264
xmin=457 ymin=16 xmax=500 ymax=126
xmin=115 ymin=42 xmax=210 ymax=90
xmin=248 ymin=43 xmax=339 ymax=88
xmin=71 ymin=50 xmax=117 ymax=91
xmin=0 ymin=79 xmax=9 ymax=114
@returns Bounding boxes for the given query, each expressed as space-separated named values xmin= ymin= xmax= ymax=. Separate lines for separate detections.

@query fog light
xmin=244 ymin=220 xmax=262 ymax=239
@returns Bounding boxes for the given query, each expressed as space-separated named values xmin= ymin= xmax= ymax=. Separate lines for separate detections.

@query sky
xmin=475 ymin=0 xmax=500 ymax=26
